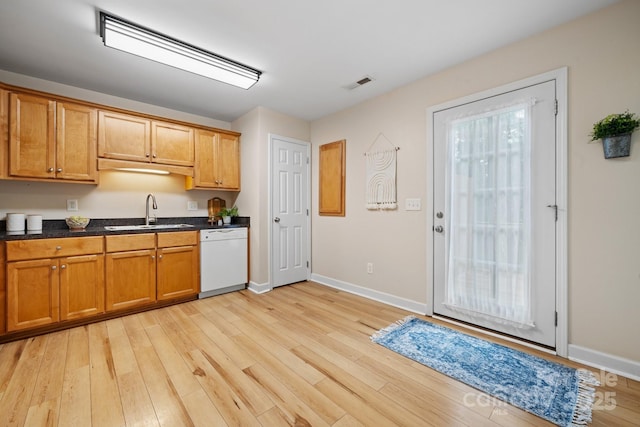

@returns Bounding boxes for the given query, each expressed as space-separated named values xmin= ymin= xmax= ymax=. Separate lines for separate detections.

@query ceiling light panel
xmin=100 ymin=12 xmax=261 ymax=89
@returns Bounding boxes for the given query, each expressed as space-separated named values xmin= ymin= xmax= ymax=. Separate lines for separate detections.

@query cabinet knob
xmin=51 ymin=265 xmax=57 ymax=270
xmin=151 ymin=255 xmax=155 ymax=260
xmin=158 ymin=254 xmax=163 ymax=259
xmin=57 ymin=168 xmax=62 ymax=173
xmin=152 ymin=153 xmax=157 ymax=158
xmin=60 ymin=264 xmax=66 ymax=269
xmin=47 ymin=167 xmax=54 ymax=173
xmin=56 ymin=246 xmax=62 ymax=250
xmin=145 ymin=153 xmax=150 ymax=158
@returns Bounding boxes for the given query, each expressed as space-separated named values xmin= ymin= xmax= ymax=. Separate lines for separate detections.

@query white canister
xmin=27 ymin=214 xmax=43 ymax=231
xmin=6 ymin=213 xmax=26 ymax=232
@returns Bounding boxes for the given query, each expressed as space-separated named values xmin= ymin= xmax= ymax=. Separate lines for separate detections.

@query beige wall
xmin=233 ymin=107 xmax=310 ymax=286
xmin=310 ymin=0 xmax=640 ymax=363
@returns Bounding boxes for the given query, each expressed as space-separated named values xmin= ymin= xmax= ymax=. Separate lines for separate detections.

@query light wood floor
xmin=0 ymin=281 xmax=638 ymax=426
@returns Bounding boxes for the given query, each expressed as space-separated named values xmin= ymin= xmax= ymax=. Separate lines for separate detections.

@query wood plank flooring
xmin=0 ymin=281 xmax=638 ymax=426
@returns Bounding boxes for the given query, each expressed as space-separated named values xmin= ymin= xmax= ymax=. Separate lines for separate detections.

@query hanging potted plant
xmin=590 ymin=110 xmax=640 ymax=159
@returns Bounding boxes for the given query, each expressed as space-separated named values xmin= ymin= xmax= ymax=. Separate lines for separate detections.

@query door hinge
xmin=306 ymin=261 xmax=309 ymax=268
xmin=547 ymin=204 xmax=558 ymax=221
xmin=554 ymin=99 xmax=558 ymax=116
xmin=307 ymin=209 xmax=309 ymax=216
xmin=306 ymin=157 xmax=309 ymax=164
xmin=555 ymin=311 xmax=558 ymax=326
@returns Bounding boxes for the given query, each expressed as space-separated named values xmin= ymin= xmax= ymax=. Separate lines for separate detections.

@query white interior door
xmin=270 ymin=135 xmax=310 ymax=287
xmin=433 ymin=80 xmax=557 ymax=348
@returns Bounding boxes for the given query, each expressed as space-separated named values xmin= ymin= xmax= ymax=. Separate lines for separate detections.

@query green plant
xmin=590 ymin=110 xmax=640 ymax=141
xmin=218 ymin=205 xmax=238 ymax=217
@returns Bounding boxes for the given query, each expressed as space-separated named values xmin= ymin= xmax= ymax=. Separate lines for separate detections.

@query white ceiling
xmin=0 ymin=0 xmax=619 ymax=122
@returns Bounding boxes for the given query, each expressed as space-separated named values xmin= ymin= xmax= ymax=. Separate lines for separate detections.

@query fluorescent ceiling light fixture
xmin=100 ymin=11 xmax=261 ymax=89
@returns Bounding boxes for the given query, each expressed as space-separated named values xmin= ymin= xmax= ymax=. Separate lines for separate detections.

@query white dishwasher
xmin=199 ymin=228 xmax=248 ymax=298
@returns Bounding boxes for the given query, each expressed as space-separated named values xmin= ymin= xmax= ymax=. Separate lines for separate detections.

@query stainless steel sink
xmin=104 ymin=224 xmax=195 ymax=231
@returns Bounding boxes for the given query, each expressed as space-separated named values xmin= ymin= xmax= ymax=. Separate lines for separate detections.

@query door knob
xmin=274 ymin=217 xmax=280 ymax=223
xmin=434 ymin=225 xmax=444 ymax=233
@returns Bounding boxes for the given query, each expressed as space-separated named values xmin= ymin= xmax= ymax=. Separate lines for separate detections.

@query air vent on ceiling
xmin=345 ymin=75 xmax=374 ymax=90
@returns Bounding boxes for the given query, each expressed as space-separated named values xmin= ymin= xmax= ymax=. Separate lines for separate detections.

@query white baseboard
xmin=247 ymin=281 xmax=272 ymax=294
xmin=310 ymin=273 xmax=428 ymax=315
xmin=569 ymin=344 xmax=640 ymax=382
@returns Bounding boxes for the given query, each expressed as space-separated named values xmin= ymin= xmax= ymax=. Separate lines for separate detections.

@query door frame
xmin=268 ymin=133 xmax=312 ymax=288
xmin=425 ymin=68 xmax=568 ymax=357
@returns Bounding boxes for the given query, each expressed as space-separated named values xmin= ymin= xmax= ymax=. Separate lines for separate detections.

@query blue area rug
xmin=371 ymin=316 xmax=599 ymax=427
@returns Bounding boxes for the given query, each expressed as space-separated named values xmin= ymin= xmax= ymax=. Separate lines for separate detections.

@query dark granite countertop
xmin=0 ymin=216 xmax=250 ymax=241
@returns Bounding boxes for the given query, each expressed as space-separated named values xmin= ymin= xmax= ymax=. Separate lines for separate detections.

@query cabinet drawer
xmin=106 ymin=233 xmax=155 ymax=252
xmin=6 ymin=236 xmax=104 ymax=261
xmin=157 ymin=231 xmax=198 ymax=248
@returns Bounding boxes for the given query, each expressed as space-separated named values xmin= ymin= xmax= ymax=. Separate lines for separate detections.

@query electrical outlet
xmin=405 ymin=198 xmax=421 ymax=211
xmin=187 ymin=201 xmax=198 ymax=211
xmin=367 ymin=262 xmax=374 ymax=274
xmin=66 ymin=199 xmax=79 ymax=211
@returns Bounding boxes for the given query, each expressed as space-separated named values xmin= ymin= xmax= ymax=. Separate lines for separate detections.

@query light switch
xmin=187 ymin=201 xmax=198 ymax=211
xmin=405 ymin=198 xmax=421 ymax=211
xmin=66 ymin=199 xmax=79 ymax=211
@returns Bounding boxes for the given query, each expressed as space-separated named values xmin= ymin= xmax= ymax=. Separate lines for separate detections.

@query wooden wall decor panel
xmin=319 ymin=139 xmax=346 ymax=216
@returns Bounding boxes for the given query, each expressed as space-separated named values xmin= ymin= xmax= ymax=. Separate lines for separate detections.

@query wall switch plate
xmin=66 ymin=199 xmax=79 ymax=211
xmin=405 ymin=198 xmax=421 ymax=211
xmin=367 ymin=262 xmax=374 ymax=274
xmin=187 ymin=201 xmax=198 ymax=211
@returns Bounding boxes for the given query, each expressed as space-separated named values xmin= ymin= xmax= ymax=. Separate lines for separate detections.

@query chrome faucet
xmin=145 ymin=193 xmax=157 ymax=225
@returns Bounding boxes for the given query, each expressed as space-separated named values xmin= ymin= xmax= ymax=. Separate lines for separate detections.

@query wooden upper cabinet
xmin=56 ymin=102 xmax=97 ymax=182
xmin=98 ymin=111 xmax=195 ymax=168
xmin=9 ymin=93 xmax=55 ymax=179
xmin=187 ymin=129 xmax=240 ymax=190
xmin=98 ymin=110 xmax=151 ymax=162
xmin=217 ymin=132 xmax=240 ymax=190
xmin=152 ymin=121 xmax=194 ymax=166
xmin=8 ymin=93 xmax=97 ymax=183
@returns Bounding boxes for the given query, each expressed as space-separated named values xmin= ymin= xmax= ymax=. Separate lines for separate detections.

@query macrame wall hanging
xmin=364 ymin=133 xmax=399 ymax=210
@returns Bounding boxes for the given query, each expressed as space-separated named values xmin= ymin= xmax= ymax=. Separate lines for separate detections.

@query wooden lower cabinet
xmin=105 ymin=249 xmax=156 ymax=311
xmin=60 ymin=254 xmax=105 ymax=321
xmin=157 ymin=231 xmax=199 ymax=300
xmin=7 ymin=258 xmax=60 ymax=331
xmin=105 ymin=233 xmax=157 ymax=312
xmin=2 ymin=231 xmax=200 ymax=338
xmin=0 ymin=243 xmax=5 ymax=333
xmin=5 ymin=236 xmax=105 ymax=332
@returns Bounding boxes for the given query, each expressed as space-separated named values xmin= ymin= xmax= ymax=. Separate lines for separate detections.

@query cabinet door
xmin=0 ymin=90 xmax=8 ymax=179
xmin=157 ymin=245 xmax=199 ymax=300
xmin=152 ymin=121 xmax=194 ymax=166
xmin=189 ymin=130 xmax=240 ymax=190
xmin=105 ymin=249 xmax=156 ymax=311
xmin=7 ymin=258 xmax=60 ymax=331
xmin=60 ymin=254 xmax=105 ymax=321
xmin=9 ymin=93 xmax=55 ymax=178
xmin=0 ymin=243 xmax=5 ymax=334
xmin=216 ymin=133 xmax=240 ymax=190
xmin=192 ymin=129 xmax=217 ymax=187
xmin=98 ymin=110 xmax=151 ymax=162
xmin=56 ymin=102 xmax=98 ymax=182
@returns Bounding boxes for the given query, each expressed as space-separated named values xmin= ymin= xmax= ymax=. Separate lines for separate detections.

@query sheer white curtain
xmin=444 ymin=101 xmax=534 ymax=328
